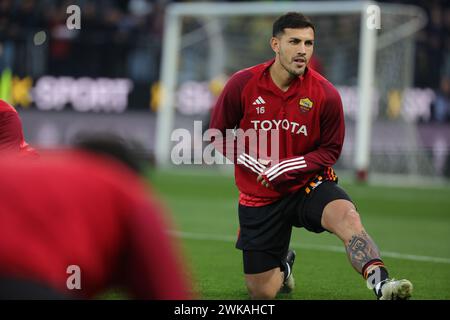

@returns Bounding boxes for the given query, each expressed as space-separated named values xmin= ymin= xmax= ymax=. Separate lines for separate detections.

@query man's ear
xmin=270 ymin=36 xmax=280 ymax=54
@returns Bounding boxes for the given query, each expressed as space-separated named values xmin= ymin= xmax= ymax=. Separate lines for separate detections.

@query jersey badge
xmin=299 ymin=97 xmax=313 ymax=113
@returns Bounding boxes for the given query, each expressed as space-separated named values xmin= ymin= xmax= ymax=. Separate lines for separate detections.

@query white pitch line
xmin=170 ymin=231 xmax=450 ymax=265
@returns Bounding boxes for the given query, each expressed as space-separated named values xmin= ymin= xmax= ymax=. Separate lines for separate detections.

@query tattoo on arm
xmin=346 ymin=231 xmax=380 ymax=273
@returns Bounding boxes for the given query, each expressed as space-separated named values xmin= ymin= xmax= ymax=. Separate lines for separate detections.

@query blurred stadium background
xmin=1 ymin=0 xmax=449 ymax=299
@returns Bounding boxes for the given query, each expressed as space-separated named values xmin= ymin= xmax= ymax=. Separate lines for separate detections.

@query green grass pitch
xmin=148 ymin=169 xmax=450 ymax=300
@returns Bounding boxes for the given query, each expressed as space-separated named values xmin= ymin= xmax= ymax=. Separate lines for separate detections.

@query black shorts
xmin=236 ymin=180 xmax=352 ymax=274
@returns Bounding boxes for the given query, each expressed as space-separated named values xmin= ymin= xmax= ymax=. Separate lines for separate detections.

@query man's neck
xmin=269 ymin=59 xmax=297 ymax=92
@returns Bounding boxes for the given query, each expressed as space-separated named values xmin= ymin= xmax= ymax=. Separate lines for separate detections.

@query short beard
xmin=280 ymin=57 xmax=304 ymax=77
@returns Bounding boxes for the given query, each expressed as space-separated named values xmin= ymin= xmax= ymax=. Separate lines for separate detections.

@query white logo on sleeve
xmin=252 ymin=96 xmax=266 ymax=105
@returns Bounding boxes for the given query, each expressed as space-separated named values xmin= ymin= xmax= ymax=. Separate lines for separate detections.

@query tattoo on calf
xmin=346 ymin=231 xmax=380 ymax=273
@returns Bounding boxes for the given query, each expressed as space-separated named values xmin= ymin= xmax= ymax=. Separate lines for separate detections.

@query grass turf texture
xmin=147 ymin=169 xmax=450 ymax=300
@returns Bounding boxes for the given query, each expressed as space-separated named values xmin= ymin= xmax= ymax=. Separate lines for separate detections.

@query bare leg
xmin=244 ymin=268 xmax=284 ymax=299
xmin=320 ymin=199 xmax=381 ymax=273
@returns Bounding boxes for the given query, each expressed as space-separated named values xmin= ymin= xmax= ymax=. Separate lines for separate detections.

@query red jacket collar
xmin=256 ymin=59 xmax=308 ymax=98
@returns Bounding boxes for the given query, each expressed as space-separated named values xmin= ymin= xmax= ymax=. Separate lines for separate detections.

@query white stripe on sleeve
xmin=241 ymin=153 xmax=265 ymax=171
xmin=268 ymin=163 xmax=308 ymax=181
xmin=264 ymin=157 xmax=305 ymax=176
xmin=237 ymin=157 xmax=262 ymax=174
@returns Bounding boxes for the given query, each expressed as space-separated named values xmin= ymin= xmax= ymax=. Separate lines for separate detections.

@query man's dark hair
xmin=73 ymin=134 xmax=145 ymax=175
xmin=272 ymin=12 xmax=315 ymax=37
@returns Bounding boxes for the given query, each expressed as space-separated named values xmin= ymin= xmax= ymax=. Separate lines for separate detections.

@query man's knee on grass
xmin=245 ymin=268 xmax=283 ymax=299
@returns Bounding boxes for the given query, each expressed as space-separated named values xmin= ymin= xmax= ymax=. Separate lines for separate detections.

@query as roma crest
xmin=299 ymin=97 xmax=313 ymax=113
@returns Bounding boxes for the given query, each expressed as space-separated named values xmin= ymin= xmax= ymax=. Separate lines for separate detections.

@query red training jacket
xmin=0 ymin=151 xmax=192 ymax=299
xmin=0 ymin=99 xmax=38 ymax=157
xmin=210 ymin=59 xmax=345 ymax=206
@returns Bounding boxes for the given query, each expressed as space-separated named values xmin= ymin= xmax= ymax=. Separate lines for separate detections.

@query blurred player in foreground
xmin=0 ymin=99 xmax=37 ymax=157
xmin=210 ymin=12 xmax=412 ymax=300
xmin=0 ymin=136 xmax=192 ymax=299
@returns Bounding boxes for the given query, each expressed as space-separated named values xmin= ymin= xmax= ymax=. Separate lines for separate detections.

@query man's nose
xmin=297 ymin=43 xmax=306 ymax=54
